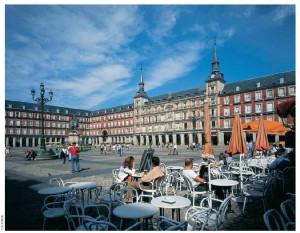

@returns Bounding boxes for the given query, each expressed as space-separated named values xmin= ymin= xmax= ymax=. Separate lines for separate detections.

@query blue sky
xmin=5 ymin=4 xmax=295 ymax=110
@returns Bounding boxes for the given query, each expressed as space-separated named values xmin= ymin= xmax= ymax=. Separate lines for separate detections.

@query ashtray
xmin=161 ymin=197 xmax=176 ymax=204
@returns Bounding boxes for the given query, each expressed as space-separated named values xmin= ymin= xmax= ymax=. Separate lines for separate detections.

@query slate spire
xmin=212 ymin=37 xmax=219 ymax=73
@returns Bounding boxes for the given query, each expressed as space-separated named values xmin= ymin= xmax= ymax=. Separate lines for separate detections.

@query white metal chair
xmin=242 ymin=177 xmax=275 ymax=213
xmin=263 ymin=209 xmax=287 ymax=230
xmin=112 ymin=169 xmax=120 ymax=183
xmin=157 ymin=216 xmax=188 ymax=231
xmin=160 ymin=173 xmax=176 ymax=195
xmin=199 ymin=196 xmax=231 ymax=230
xmin=83 ymin=218 xmax=142 ymax=231
xmin=185 ymin=207 xmax=212 ymax=230
xmin=138 ymin=176 xmax=164 ymax=202
xmin=182 ymin=175 xmax=207 ymax=206
xmin=41 ymin=194 xmax=68 ymax=230
xmin=280 ymin=199 xmax=295 ymax=223
xmin=49 ymin=177 xmax=78 ymax=187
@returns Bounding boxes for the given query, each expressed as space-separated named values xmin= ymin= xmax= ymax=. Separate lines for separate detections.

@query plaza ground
xmin=5 ymin=146 xmax=269 ymax=230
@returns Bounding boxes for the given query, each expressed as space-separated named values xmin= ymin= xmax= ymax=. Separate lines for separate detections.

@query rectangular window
xmin=255 ymin=91 xmax=262 ymax=100
xmin=22 ymin=112 xmax=27 ymax=117
xmin=234 ymin=106 xmax=240 ymax=113
xmin=9 ymin=120 xmax=14 ymax=126
xmin=22 ymin=120 xmax=27 ymax=126
xmin=224 ymin=120 xmax=230 ymax=128
xmin=267 ymin=115 xmax=274 ymax=121
xmin=245 ymin=117 xmax=252 ymax=123
xmin=223 ymin=96 xmax=229 ymax=105
xmin=224 ymin=108 xmax=230 ymax=116
xmin=244 ymin=93 xmax=251 ymax=102
xmin=16 ymin=120 xmax=21 ymax=126
xmin=35 ymin=121 xmax=39 ymax=126
xmin=245 ymin=105 xmax=252 ymax=114
xmin=289 ymin=86 xmax=295 ymax=95
xmin=212 ymin=121 xmax=215 ymax=128
xmin=9 ymin=129 xmax=14 ymax=134
xmin=29 ymin=121 xmax=33 ymax=126
xmin=255 ymin=104 xmax=262 ymax=113
xmin=267 ymin=102 xmax=273 ymax=112
xmin=22 ymin=129 xmax=27 ymax=135
xmin=16 ymin=129 xmax=20 ymax=135
xmin=234 ymin=94 xmax=240 ymax=103
xmin=30 ymin=129 xmax=34 ymax=135
xmin=266 ymin=89 xmax=274 ymax=99
xmin=278 ymin=87 xmax=285 ymax=97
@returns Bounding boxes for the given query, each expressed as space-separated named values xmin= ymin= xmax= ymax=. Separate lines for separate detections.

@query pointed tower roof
xmin=212 ymin=37 xmax=219 ymax=73
xmin=134 ymin=65 xmax=149 ymax=99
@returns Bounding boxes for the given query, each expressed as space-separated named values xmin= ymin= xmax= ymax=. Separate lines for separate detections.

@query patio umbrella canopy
xmin=242 ymin=120 xmax=290 ymax=135
xmin=227 ymin=113 xmax=248 ymax=155
xmin=276 ymin=97 xmax=295 ymax=118
xmin=202 ymin=100 xmax=214 ymax=158
xmin=254 ymin=115 xmax=270 ymax=151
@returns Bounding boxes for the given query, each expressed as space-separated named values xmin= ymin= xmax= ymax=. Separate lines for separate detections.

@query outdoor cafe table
xmin=69 ymin=182 xmax=97 ymax=205
xmin=113 ymin=202 xmax=159 ymax=230
xmin=38 ymin=186 xmax=72 ymax=195
xmin=132 ymin=172 xmax=144 ymax=181
xmin=166 ymin=166 xmax=183 ymax=173
xmin=151 ymin=196 xmax=191 ymax=221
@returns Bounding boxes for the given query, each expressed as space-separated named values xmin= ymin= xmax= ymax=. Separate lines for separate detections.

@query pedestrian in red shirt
xmin=68 ymin=142 xmax=80 ymax=173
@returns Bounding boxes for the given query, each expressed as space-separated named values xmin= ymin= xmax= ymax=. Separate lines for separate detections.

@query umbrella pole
xmin=239 ymin=153 xmax=244 ymax=194
xmin=208 ymin=163 xmax=212 ymax=208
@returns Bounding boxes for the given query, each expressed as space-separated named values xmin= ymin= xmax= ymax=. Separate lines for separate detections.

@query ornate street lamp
xmin=31 ymin=83 xmax=53 ymax=156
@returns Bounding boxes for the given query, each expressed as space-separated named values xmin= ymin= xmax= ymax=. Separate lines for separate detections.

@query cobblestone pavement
xmin=5 ymin=146 xmax=270 ymax=230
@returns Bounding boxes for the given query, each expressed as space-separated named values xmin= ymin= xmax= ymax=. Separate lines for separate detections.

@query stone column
xmin=26 ymin=137 xmax=29 ymax=147
xmin=198 ymin=133 xmax=203 ymax=145
xmin=180 ymin=133 xmax=185 ymax=146
xmin=38 ymin=138 xmax=41 ymax=147
xmin=145 ymin=135 xmax=149 ymax=146
xmin=133 ymin=135 xmax=137 ymax=145
xmin=13 ymin=137 xmax=16 ymax=147
xmin=159 ymin=135 xmax=162 ymax=145
xmin=275 ymin=135 xmax=279 ymax=143
xmin=173 ymin=134 xmax=176 ymax=145
xmin=218 ymin=131 xmax=225 ymax=146
xmin=6 ymin=137 xmax=9 ymax=146
xmin=141 ymin=135 xmax=144 ymax=146
xmin=189 ymin=134 xmax=193 ymax=145
xmin=20 ymin=137 xmax=23 ymax=147
xmin=32 ymin=137 xmax=36 ymax=147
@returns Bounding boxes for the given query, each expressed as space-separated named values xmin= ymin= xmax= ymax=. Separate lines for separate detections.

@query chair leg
xmin=43 ymin=218 xmax=47 ymax=230
xmin=242 ymin=196 xmax=247 ymax=214
xmin=193 ymin=194 xmax=195 ymax=206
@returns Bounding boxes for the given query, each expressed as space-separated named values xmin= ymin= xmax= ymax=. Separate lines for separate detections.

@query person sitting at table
xmin=225 ymin=151 xmax=233 ymax=165
xmin=267 ymin=150 xmax=290 ymax=171
xmin=183 ymin=158 xmax=207 ymax=191
xmin=129 ymin=156 xmax=165 ymax=192
xmin=25 ymin=149 xmax=37 ymax=161
xmin=117 ymin=156 xmax=136 ymax=184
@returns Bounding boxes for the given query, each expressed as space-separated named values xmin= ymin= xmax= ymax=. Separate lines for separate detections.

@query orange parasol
xmin=277 ymin=97 xmax=295 ymax=118
xmin=227 ymin=112 xmax=247 ymax=196
xmin=202 ymin=100 xmax=214 ymax=158
xmin=227 ymin=113 xmax=248 ymax=155
xmin=242 ymin=120 xmax=290 ymax=136
xmin=254 ymin=115 xmax=270 ymax=151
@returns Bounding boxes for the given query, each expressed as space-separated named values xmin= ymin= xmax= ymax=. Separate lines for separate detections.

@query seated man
xmin=183 ymin=158 xmax=206 ymax=191
xmin=129 ymin=156 xmax=165 ymax=191
xmin=267 ymin=150 xmax=291 ymax=171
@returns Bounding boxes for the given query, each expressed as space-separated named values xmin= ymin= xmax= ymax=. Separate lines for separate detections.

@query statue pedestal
xmin=67 ymin=131 xmax=82 ymax=145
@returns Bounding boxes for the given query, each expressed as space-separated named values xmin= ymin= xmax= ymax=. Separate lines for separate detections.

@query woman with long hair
xmin=118 ymin=156 xmax=136 ymax=184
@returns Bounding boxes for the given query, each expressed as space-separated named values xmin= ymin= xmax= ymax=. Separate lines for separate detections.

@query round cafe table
xmin=38 ymin=186 xmax=72 ymax=195
xmin=151 ymin=196 xmax=191 ymax=221
xmin=166 ymin=166 xmax=183 ymax=173
xmin=69 ymin=182 xmax=97 ymax=189
xmin=113 ymin=203 xmax=159 ymax=230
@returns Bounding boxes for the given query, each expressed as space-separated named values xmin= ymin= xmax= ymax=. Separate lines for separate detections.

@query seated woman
xmin=118 ymin=156 xmax=136 ymax=184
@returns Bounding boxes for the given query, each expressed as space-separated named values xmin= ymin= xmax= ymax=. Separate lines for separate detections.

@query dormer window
xmin=22 ymin=106 xmax=26 ymax=110
xmin=35 ymin=107 xmax=38 ymax=111
xmin=8 ymin=104 xmax=12 ymax=108
xmin=236 ymin=86 xmax=240 ymax=91
xmin=56 ymin=109 xmax=60 ymax=113
xmin=280 ymin=78 xmax=284 ymax=84
xmin=65 ymin=110 xmax=68 ymax=114
xmin=86 ymin=113 xmax=89 ymax=116
xmin=257 ymin=82 xmax=261 ymax=88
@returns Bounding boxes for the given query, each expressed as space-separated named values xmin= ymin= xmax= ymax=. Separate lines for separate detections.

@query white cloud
xmin=272 ymin=5 xmax=295 ymax=22
xmin=146 ymin=40 xmax=206 ymax=90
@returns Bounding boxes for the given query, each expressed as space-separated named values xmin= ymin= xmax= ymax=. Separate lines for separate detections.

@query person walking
xmin=247 ymin=140 xmax=253 ymax=158
xmin=118 ymin=143 xmax=123 ymax=157
xmin=173 ymin=143 xmax=178 ymax=155
xmin=5 ymin=144 xmax=10 ymax=157
xmin=68 ymin=142 xmax=80 ymax=173
xmin=60 ymin=148 xmax=68 ymax=164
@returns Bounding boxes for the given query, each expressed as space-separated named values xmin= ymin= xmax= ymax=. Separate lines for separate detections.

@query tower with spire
xmin=208 ymin=37 xmax=225 ymax=82
xmin=134 ymin=66 xmax=149 ymax=100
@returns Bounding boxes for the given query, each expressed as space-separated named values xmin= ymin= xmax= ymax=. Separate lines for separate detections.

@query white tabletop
xmin=166 ymin=166 xmax=183 ymax=170
xmin=69 ymin=182 xmax=97 ymax=189
xmin=210 ymin=179 xmax=239 ymax=187
xmin=151 ymin=196 xmax=191 ymax=209
xmin=231 ymin=171 xmax=254 ymax=176
xmin=132 ymin=172 xmax=144 ymax=178
xmin=38 ymin=186 xmax=72 ymax=195
xmin=113 ymin=203 xmax=159 ymax=219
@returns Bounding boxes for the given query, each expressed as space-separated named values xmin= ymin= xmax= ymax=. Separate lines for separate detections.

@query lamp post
xmin=31 ymin=83 xmax=53 ymax=156
xmin=191 ymin=112 xmax=197 ymax=146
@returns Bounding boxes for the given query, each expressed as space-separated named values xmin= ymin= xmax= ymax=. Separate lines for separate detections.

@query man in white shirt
xmin=183 ymin=158 xmax=206 ymax=191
